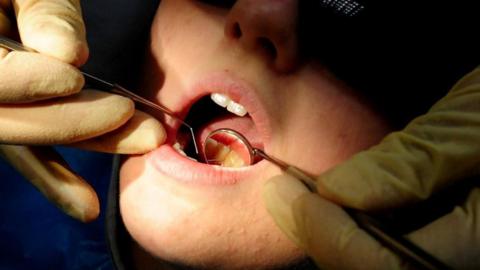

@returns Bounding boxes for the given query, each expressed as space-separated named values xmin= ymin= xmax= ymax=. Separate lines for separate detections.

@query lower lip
xmin=147 ymin=144 xmax=266 ymax=185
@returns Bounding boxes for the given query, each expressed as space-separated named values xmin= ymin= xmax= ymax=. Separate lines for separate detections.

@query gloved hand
xmin=0 ymin=0 xmax=166 ymax=222
xmin=263 ymin=67 xmax=480 ymax=269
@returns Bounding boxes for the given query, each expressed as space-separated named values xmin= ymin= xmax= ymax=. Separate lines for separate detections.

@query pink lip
xmin=148 ymin=146 xmax=267 ymax=185
xmin=147 ymin=71 xmax=272 ymax=185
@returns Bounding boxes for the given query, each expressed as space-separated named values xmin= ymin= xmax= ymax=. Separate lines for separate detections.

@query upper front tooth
xmin=210 ymin=93 xmax=247 ymax=117
xmin=227 ymin=101 xmax=247 ymax=116
xmin=211 ymin=93 xmax=231 ymax=107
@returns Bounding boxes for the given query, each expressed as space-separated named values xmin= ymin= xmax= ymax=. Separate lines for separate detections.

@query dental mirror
xmin=203 ymin=128 xmax=318 ymax=191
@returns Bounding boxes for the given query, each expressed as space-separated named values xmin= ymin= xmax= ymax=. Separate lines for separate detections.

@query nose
xmin=224 ymin=0 xmax=299 ymax=72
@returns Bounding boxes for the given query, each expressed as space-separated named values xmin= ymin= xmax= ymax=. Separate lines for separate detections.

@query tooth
xmin=222 ymin=151 xmax=245 ymax=168
xmin=173 ymin=142 xmax=182 ymax=150
xmin=173 ymin=142 xmax=187 ymax=156
xmin=211 ymin=93 xmax=248 ymax=117
xmin=204 ymin=138 xmax=230 ymax=164
xmin=174 ymin=142 xmax=198 ymax=161
xmin=211 ymin=93 xmax=231 ymax=107
xmin=187 ymin=156 xmax=198 ymax=162
xmin=204 ymin=138 xmax=245 ymax=167
xmin=176 ymin=148 xmax=188 ymax=157
xmin=227 ymin=100 xmax=247 ymax=117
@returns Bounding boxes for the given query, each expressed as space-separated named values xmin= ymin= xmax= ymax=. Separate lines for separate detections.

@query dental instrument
xmin=204 ymin=128 xmax=451 ymax=270
xmin=0 ymin=35 xmax=198 ymax=154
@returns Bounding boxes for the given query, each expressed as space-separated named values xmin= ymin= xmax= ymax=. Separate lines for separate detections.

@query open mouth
xmin=175 ymin=93 xmax=263 ymax=167
xmin=147 ymin=73 xmax=271 ymax=185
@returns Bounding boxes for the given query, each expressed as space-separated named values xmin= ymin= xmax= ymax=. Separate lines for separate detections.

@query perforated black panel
xmin=318 ymin=0 xmax=365 ymax=16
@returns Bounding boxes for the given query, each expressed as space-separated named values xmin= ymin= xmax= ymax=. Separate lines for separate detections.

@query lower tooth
xmin=221 ymin=151 xmax=245 ymax=167
xmin=204 ymin=139 xmax=245 ymax=167
xmin=173 ymin=142 xmax=188 ymax=156
xmin=173 ymin=142 xmax=182 ymax=150
xmin=204 ymin=139 xmax=228 ymax=163
xmin=174 ymin=141 xmax=198 ymax=161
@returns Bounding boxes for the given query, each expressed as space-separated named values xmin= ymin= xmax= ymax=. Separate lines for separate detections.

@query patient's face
xmin=119 ymin=1 xmax=390 ymax=269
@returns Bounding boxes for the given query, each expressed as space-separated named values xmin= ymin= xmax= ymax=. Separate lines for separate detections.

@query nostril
xmin=231 ymin=22 xmax=242 ymax=38
xmin=257 ymin=37 xmax=277 ymax=60
xmin=224 ymin=0 xmax=299 ymax=72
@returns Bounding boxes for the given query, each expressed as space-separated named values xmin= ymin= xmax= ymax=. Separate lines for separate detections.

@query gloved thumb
xmin=263 ymin=174 xmax=404 ymax=270
xmin=13 ymin=0 xmax=88 ymax=65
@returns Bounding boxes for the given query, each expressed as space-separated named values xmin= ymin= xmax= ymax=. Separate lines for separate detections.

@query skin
xmin=119 ymin=1 xmax=391 ymax=269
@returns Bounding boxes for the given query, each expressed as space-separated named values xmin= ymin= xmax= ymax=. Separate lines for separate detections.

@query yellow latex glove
xmin=263 ymin=67 xmax=480 ymax=269
xmin=0 ymin=0 xmax=166 ymax=222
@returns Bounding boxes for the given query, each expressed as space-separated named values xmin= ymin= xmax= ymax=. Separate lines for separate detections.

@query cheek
xmin=119 ymin=156 xmax=305 ymax=269
xmin=270 ymin=69 xmax=390 ymax=175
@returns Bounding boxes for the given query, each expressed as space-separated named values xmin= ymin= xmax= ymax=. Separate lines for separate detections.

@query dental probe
xmin=0 ymin=35 xmax=199 ymax=154
xmin=205 ymin=128 xmax=450 ymax=270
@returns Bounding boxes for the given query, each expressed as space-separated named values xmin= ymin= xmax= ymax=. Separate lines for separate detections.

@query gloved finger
xmin=69 ymin=110 xmax=167 ymax=154
xmin=0 ymin=144 xmax=99 ymax=222
xmin=0 ymin=51 xmax=84 ymax=103
xmin=263 ymin=174 xmax=405 ymax=270
xmin=0 ymin=89 xmax=135 ymax=145
xmin=13 ymin=0 xmax=88 ymax=65
xmin=407 ymin=187 xmax=480 ymax=269
xmin=316 ymin=67 xmax=480 ymax=210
